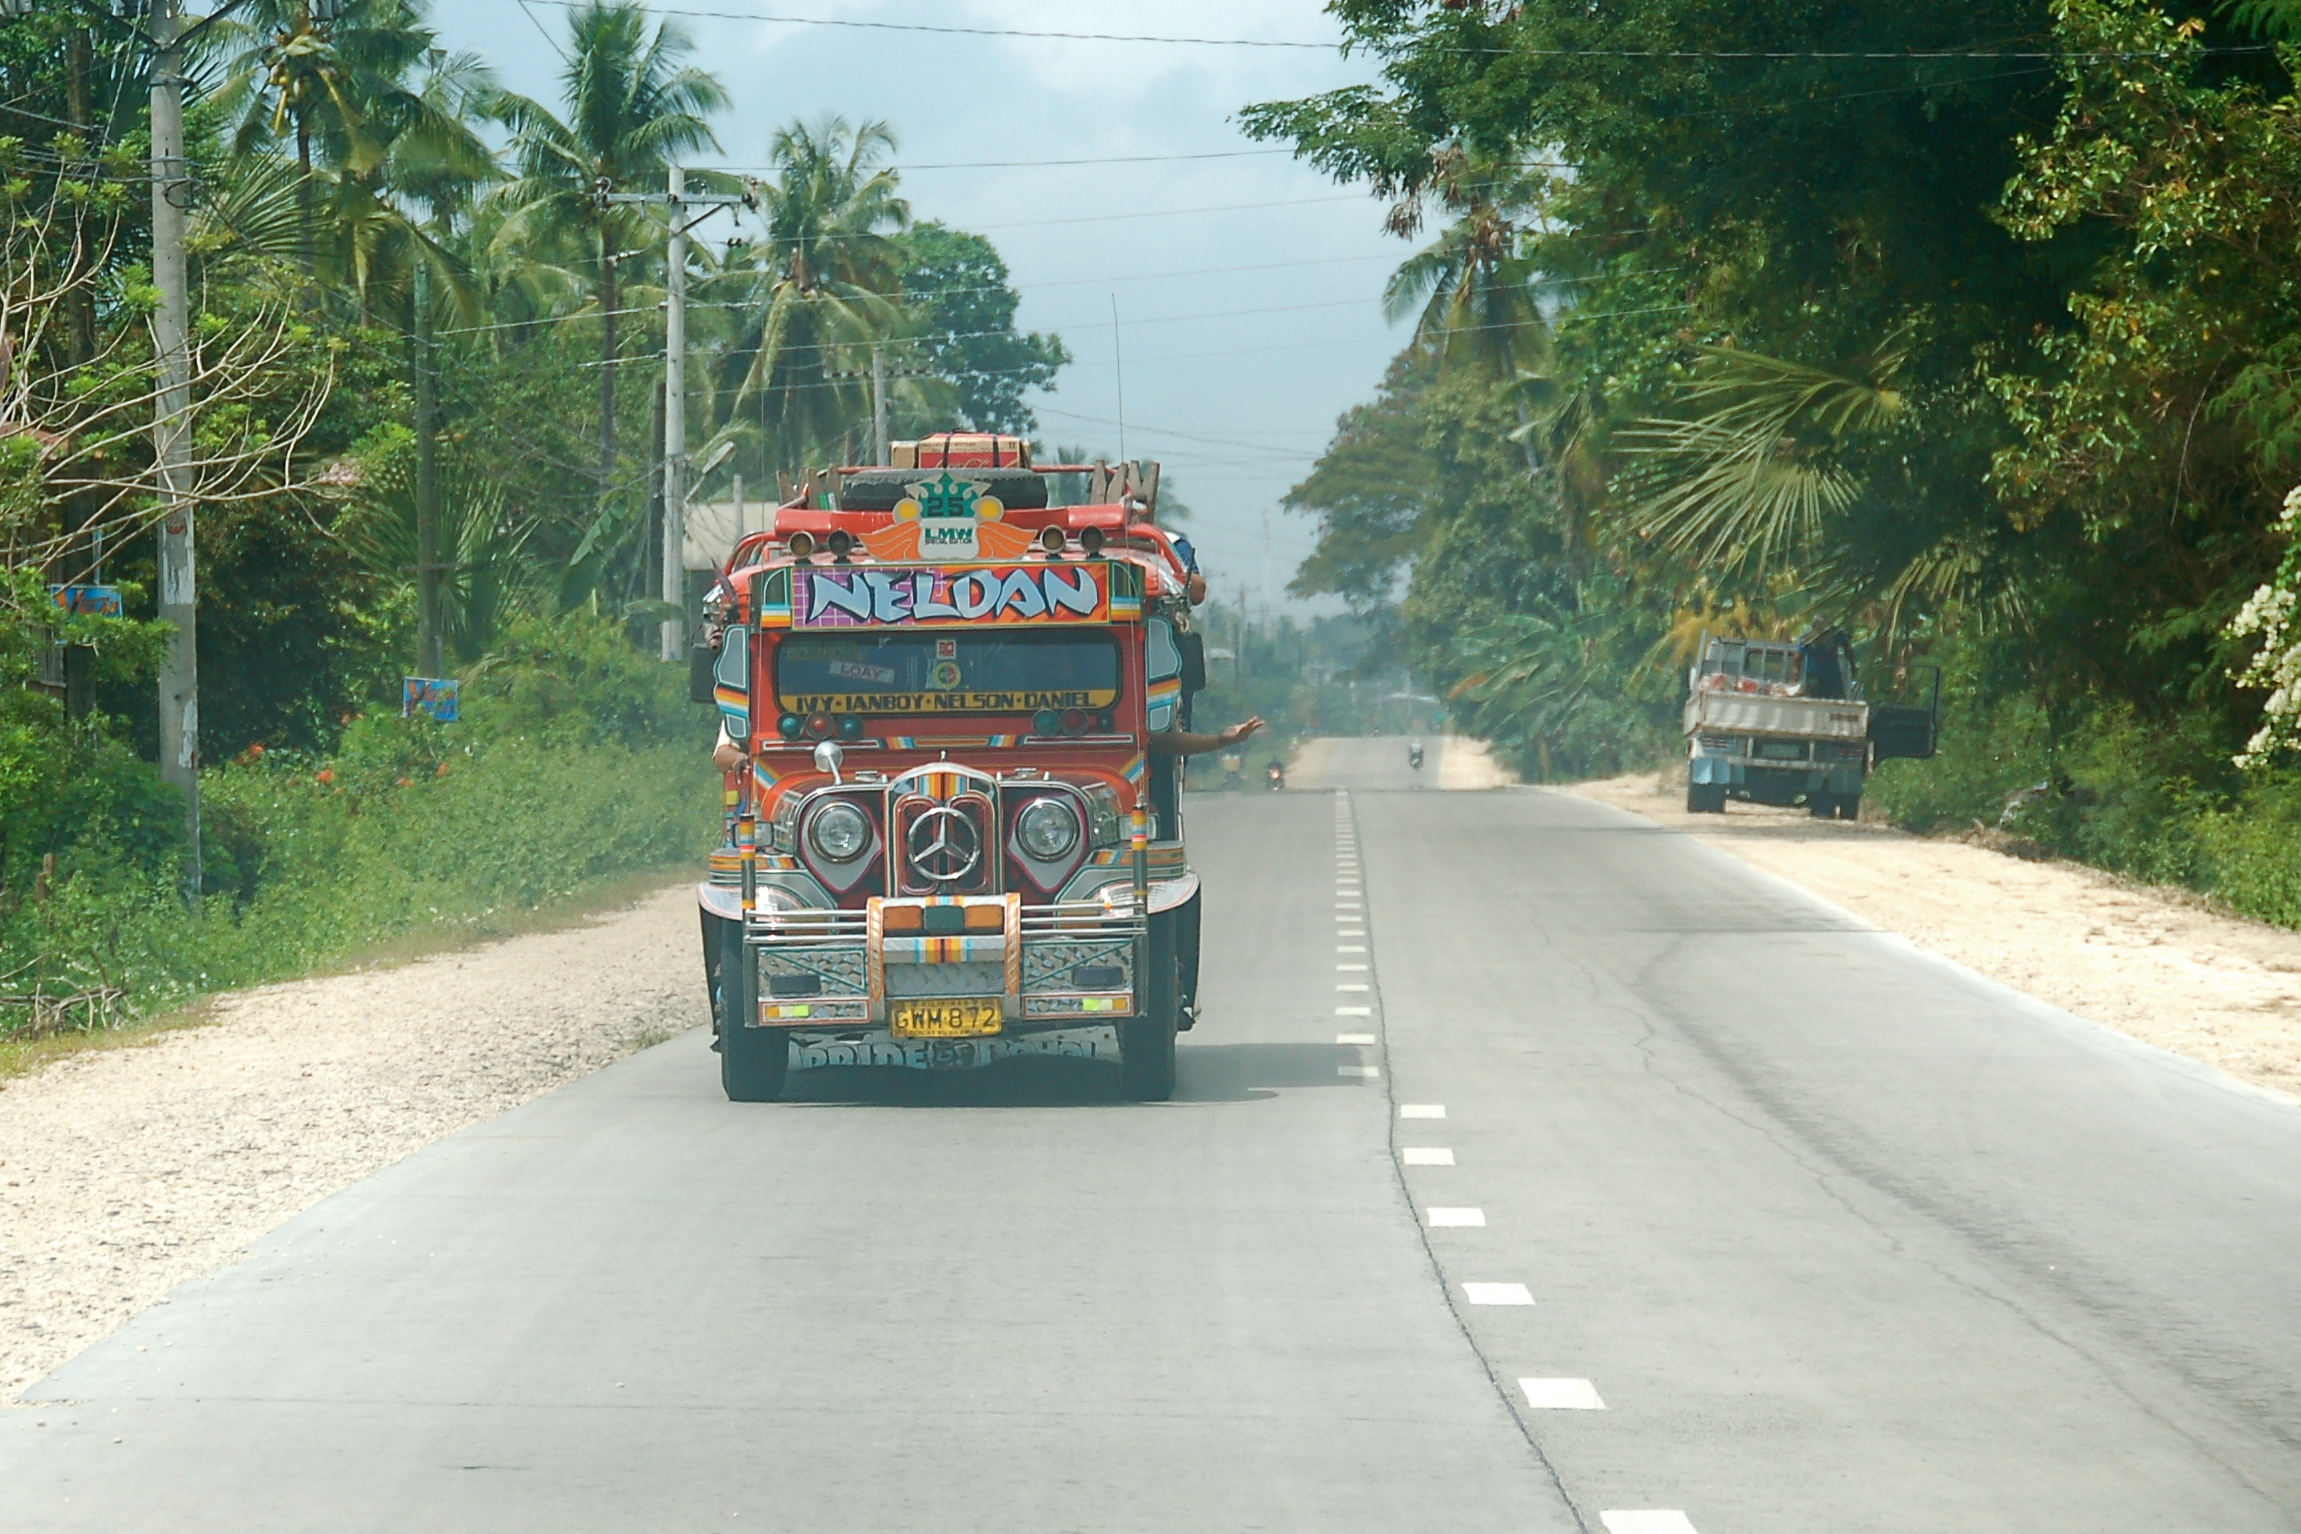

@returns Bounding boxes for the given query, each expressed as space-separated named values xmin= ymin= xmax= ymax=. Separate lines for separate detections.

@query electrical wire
xmin=494 ymin=1 xmax=2262 ymax=61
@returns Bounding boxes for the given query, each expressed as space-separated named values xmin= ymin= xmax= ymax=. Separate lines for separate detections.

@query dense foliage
xmin=0 ymin=2 xmax=1072 ymax=1036
xmin=1249 ymin=1 xmax=2301 ymax=917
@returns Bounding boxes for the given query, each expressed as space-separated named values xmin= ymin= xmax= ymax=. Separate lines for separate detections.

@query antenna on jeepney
xmin=1110 ymin=294 xmax=1126 ymax=461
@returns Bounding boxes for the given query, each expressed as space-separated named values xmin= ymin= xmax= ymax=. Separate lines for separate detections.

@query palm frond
xmin=1618 ymin=343 xmax=1907 ymax=577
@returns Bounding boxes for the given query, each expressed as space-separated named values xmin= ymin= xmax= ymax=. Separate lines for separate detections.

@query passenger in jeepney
xmin=1152 ymin=715 xmax=1265 ymax=757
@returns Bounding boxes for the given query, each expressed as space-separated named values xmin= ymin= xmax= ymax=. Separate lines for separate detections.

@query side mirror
xmin=1178 ymin=630 xmax=1207 ymax=695
xmin=689 ymin=642 xmax=716 ymax=706
xmin=812 ymin=739 xmax=844 ymax=783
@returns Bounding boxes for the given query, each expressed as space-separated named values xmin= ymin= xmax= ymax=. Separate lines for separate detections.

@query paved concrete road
xmin=1293 ymin=733 xmax=1445 ymax=792
xmin=8 ymin=756 xmax=2301 ymax=1531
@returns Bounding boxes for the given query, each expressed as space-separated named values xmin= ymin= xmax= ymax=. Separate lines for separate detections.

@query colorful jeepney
xmin=694 ymin=434 xmax=1205 ymax=1102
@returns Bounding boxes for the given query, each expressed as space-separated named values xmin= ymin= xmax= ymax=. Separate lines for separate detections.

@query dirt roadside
xmin=1566 ymin=773 xmax=2301 ymax=1103
xmin=0 ymin=882 xmax=702 ymax=1403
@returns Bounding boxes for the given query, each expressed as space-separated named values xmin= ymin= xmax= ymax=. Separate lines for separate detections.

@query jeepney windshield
xmin=776 ymin=629 xmax=1121 ymax=715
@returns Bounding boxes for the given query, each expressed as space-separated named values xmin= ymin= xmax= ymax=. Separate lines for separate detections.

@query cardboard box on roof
xmin=895 ymin=433 xmax=1032 ymax=470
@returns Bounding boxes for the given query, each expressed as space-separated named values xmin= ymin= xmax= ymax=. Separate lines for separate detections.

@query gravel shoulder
xmin=0 ymin=882 xmax=702 ymax=1402
xmin=1565 ymin=773 xmax=2301 ymax=1103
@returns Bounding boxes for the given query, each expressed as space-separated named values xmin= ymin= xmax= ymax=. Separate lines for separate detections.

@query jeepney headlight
xmin=1016 ymin=797 xmax=1081 ymax=860
xmin=806 ymin=800 xmax=871 ymax=863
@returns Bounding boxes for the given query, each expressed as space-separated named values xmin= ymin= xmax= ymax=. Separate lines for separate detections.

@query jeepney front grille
xmin=1023 ymin=938 xmax=1134 ymax=990
xmin=885 ymin=961 xmax=1004 ymax=998
xmin=760 ymin=948 xmax=867 ymax=995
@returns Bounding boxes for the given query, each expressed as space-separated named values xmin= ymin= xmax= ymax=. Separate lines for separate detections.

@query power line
xmin=707 ymin=148 xmax=1301 ymax=172
xmin=497 ymin=2 xmax=2264 ymax=61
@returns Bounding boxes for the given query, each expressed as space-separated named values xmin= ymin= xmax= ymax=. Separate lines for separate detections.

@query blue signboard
xmin=48 ymin=584 xmax=122 ymax=617
xmin=402 ymin=676 xmax=460 ymax=723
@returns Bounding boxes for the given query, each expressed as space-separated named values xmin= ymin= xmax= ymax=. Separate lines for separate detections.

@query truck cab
xmin=695 ymin=434 xmax=1202 ymax=1103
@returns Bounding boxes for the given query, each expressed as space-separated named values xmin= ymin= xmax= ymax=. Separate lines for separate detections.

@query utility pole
xmin=150 ymin=0 xmax=200 ymax=897
xmin=413 ymin=259 xmax=442 ymax=678
xmin=606 ymin=168 xmax=748 ymax=663
xmin=871 ymin=344 xmax=889 ymax=467
xmin=659 ymin=165 xmax=686 ymax=663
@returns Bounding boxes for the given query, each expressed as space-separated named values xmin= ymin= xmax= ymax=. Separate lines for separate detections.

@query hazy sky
xmin=438 ymin=0 xmax=1411 ymax=610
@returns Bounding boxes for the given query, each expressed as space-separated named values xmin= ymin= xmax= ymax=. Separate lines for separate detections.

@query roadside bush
xmin=0 ymin=611 xmax=715 ymax=1039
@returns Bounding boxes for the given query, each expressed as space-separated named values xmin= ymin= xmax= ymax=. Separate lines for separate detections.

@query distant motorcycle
xmin=1220 ymin=752 xmax=1245 ymax=792
xmin=1265 ymin=760 xmax=1286 ymax=792
xmin=1407 ymin=740 xmax=1425 ymax=771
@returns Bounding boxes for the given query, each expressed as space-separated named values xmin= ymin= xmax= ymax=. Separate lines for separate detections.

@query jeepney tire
xmin=717 ymin=924 xmax=789 ymax=1103
xmin=1119 ymin=924 xmax=1180 ymax=1102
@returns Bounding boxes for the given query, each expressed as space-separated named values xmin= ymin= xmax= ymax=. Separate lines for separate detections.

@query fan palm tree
xmin=1618 ymin=343 xmax=1909 ymax=579
xmin=711 ymin=116 xmax=915 ymax=475
xmin=490 ymin=2 xmax=725 ymax=514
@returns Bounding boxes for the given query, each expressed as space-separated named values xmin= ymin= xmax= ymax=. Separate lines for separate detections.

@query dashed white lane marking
xmin=1336 ymin=1006 xmax=1373 ymax=1016
xmin=1401 ymin=1147 xmax=1453 ymax=1165
xmin=1600 ymin=1514 xmax=1696 ymax=1534
xmin=1426 ymin=1207 xmax=1485 ymax=1227
xmin=1519 ymin=1378 xmax=1606 ymax=1409
xmin=1337 ymin=983 xmax=1371 ymax=992
xmin=1336 ymin=1032 xmax=1376 ymax=1045
xmin=1400 ymin=1103 xmax=1445 ymax=1119
xmin=1337 ymin=963 xmax=1369 ymax=971
xmin=1462 ymin=1282 xmax=1533 ymax=1306
xmin=1336 ymin=944 xmax=1367 ymax=953
xmin=1338 ymin=1065 xmax=1380 ymax=1078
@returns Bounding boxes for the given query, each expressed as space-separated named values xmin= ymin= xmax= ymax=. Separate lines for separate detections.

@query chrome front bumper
xmin=733 ymin=895 xmax=1146 ymax=1034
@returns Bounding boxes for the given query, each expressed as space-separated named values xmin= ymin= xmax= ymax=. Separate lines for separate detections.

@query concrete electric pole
xmin=607 ymin=167 xmax=747 ymax=663
xmin=658 ymin=165 xmax=686 ymax=663
xmin=872 ymin=344 xmax=889 ymax=467
xmin=413 ymin=258 xmax=442 ymax=678
xmin=150 ymin=0 xmax=200 ymax=896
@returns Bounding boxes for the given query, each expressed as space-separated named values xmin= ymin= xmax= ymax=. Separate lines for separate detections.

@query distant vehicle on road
xmin=1265 ymin=759 xmax=1286 ymax=792
xmin=695 ymin=433 xmax=1206 ymax=1103
xmin=1683 ymin=631 xmax=1939 ymax=820
xmin=1407 ymin=740 xmax=1424 ymax=771
xmin=1219 ymin=752 xmax=1244 ymax=791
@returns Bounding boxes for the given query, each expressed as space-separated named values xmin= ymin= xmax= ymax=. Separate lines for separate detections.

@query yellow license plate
xmin=890 ymin=998 xmax=1004 ymax=1038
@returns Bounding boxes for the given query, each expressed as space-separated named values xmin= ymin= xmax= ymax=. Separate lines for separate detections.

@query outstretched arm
xmin=1149 ymin=716 xmax=1267 ymax=757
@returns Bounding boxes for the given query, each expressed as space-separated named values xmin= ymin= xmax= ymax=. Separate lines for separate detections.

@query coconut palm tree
xmin=1382 ymin=151 xmax=1552 ymax=384
xmin=211 ymin=0 xmax=437 ymax=266
xmin=489 ymin=2 xmax=725 ymax=514
xmin=710 ymin=116 xmax=918 ymax=475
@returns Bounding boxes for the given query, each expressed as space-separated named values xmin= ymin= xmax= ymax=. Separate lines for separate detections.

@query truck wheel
xmin=718 ymin=923 xmax=788 ymax=1102
xmin=1808 ymin=794 xmax=1837 ymax=819
xmin=1686 ymin=781 xmax=1726 ymax=814
xmin=1119 ymin=920 xmax=1179 ymax=1102
xmin=1838 ymin=795 xmax=1862 ymax=822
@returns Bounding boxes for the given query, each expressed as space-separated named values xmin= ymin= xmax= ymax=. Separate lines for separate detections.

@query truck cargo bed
xmin=1684 ymin=690 xmax=1869 ymax=741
